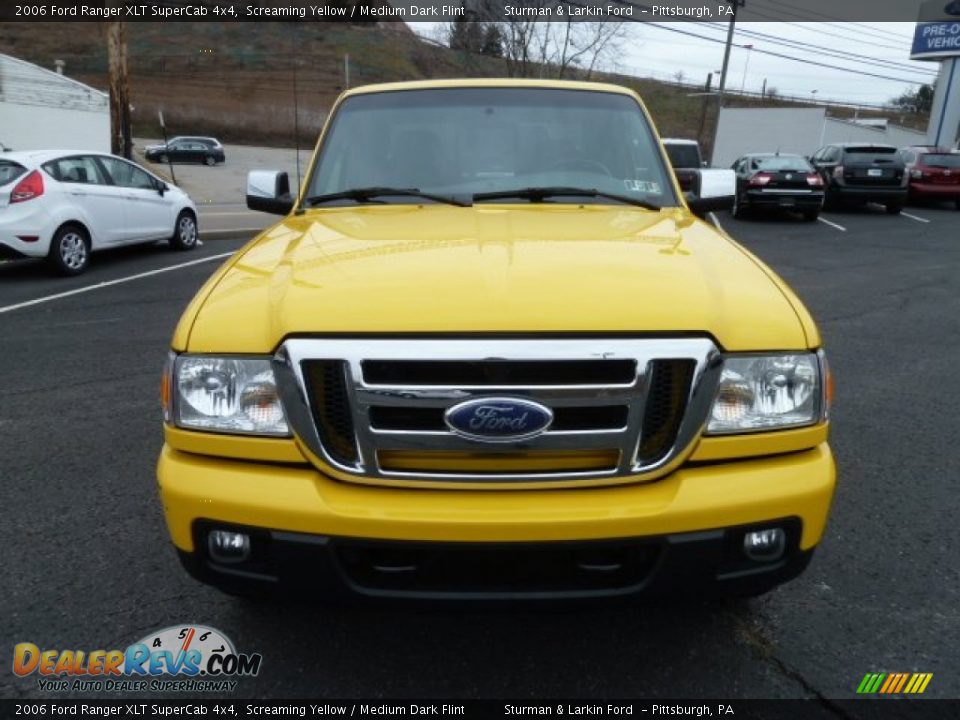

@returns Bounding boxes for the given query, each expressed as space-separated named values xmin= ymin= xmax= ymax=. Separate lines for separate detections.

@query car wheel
xmin=170 ymin=211 xmax=198 ymax=251
xmin=204 ymin=155 xmax=216 ymax=166
xmin=954 ymin=200 xmax=960 ymax=210
xmin=885 ymin=202 xmax=903 ymax=215
xmin=48 ymin=224 xmax=90 ymax=276
xmin=731 ymin=192 xmax=748 ymax=219
xmin=802 ymin=209 xmax=819 ymax=222
xmin=158 ymin=153 xmax=168 ymax=163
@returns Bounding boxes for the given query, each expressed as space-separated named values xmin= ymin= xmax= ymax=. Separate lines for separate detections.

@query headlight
xmin=706 ymin=353 xmax=826 ymax=434
xmin=170 ymin=355 xmax=289 ymax=436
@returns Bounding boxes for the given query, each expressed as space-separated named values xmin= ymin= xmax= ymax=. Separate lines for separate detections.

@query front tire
xmin=170 ymin=211 xmax=198 ymax=251
xmin=158 ymin=153 xmax=168 ymax=163
xmin=885 ymin=202 xmax=903 ymax=215
xmin=802 ymin=209 xmax=819 ymax=222
xmin=204 ymin=155 xmax=216 ymax=166
xmin=47 ymin=224 xmax=90 ymax=276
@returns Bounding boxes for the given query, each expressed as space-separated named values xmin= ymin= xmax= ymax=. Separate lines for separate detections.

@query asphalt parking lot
xmin=1 ymin=202 xmax=958 ymax=710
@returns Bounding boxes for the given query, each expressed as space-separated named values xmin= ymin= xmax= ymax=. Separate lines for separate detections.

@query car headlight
xmin=706 ymin=352 xmax=828 ymax=434
xmin=167 ymin=355 xmax=289 ymax=436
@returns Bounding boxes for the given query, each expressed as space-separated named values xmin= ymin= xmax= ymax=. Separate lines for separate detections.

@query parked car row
xmin=724 ymin=143 xmax=960 ymax=221
xmin=0 ymin=150 xmax=198 ymax=275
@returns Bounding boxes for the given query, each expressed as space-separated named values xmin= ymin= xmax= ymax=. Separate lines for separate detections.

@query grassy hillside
xmin=0 ymin=22 xmax=923 ymax=150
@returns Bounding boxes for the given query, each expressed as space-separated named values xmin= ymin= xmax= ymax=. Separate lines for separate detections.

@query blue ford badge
xmin=444 ymin=397 xmax=554 ymax=442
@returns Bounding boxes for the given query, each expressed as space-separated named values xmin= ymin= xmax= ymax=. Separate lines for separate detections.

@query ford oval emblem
xmin=444 ymin=397 xmax=554 ymax=443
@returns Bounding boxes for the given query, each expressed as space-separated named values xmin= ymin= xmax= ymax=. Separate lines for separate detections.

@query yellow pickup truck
xmin=157 ymin=79 xmax=835 ymax=602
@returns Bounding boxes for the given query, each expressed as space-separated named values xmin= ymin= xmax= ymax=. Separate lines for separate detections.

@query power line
xmin=640 ymin=21 xmax=932 ymax=85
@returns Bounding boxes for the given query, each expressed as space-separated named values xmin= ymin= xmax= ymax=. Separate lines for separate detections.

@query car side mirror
xmin=684 ymin=168 xmax=735 ymax=217
xmin=246 ymin=170 xmax=294 ymax=215
xmin=702 ymin=160 xmax=709 ymax=168
xmin=157 ymin=182 xmax=168 ymax=197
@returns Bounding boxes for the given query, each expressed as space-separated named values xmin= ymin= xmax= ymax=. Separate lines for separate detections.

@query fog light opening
xmin=743 ymin=528 xmax=786 ymax=562
xmin=208 ymin=529 xmax=251 ymax=564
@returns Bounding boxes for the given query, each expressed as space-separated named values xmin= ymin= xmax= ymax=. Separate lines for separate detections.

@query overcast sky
xmin=412 ymin=21 xmax=940 ymax=106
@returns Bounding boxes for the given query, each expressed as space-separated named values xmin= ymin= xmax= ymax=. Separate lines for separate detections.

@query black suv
xmin=808 ymin=143 xmax=907 ymax=214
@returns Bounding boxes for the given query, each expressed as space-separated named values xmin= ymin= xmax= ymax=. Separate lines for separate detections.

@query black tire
xmin=731 ymin=192 xmax=749 ymax=219
xmin=204 ymin=155 xmax=216 ymax=166
xmin=47 ymin=224 xmax=90 ymax=276
xmin=802 ymin=209 xmax=819 ymax=222
xmin=885 ymin=202 xmax=903 ymax=215
xmin=170 ymin=211 xmax=199 ymax=251
xmin=954 ymin=200 xmax=960 ymax=210
xmin=158 ymin=153 xmax=168 ymax=163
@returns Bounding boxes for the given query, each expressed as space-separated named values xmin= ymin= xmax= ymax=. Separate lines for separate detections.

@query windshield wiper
xmin=472 ymin=187 xmax=661 ymax=211
xmin=303 ymin=187 xmax=469 ymax=207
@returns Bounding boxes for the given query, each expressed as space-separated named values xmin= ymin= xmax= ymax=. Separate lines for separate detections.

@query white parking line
xmin=817 ymin=216 xmax=847 ymax=232
xmin=201 ymin=227 xmax=265 ymax=237
xmin=200 ymin=211 xmax=263 ymax=218
xmin=0 ymin=252 xmax=235 ymax=315
xmin=900 ymin=211 xmax=931 ymax=223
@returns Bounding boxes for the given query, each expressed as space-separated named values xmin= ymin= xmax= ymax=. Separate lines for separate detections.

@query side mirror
xmin=246 ymin=170 xmax=294 ymax=215
xmin=685 ymin=168 xmax=735 ymax=217
xmin=702 ymin=160 xmax=709 ymax=168
xmin=157 ymin=182 xmax=168 ymax=197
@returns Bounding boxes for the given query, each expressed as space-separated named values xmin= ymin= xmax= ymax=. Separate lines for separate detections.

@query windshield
xmin=307 ymin=87 xmax=678 ymax=207
xmin=754 ymin=156 xmax=812 ymax=172
xmin=922 ymin=153 xmax=960 ymax=168
xmin=664 ymin=144 xmax=701 ymax=169
xmin=0 ymin=160 xmax=26 ymax=187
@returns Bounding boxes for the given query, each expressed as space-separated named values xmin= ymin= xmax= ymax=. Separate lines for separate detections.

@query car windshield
xmin=923 ymin=153 xmax=960 ymax=168
xmin=0 ymin=160 xmax=26 ymax=186
xmin=754 ymin=156 xmax=812 ymax=172
xmin=307 ymin=87 xmax=678 ymax=207
xmin=664 ymin=144 xmax=701 ymax=169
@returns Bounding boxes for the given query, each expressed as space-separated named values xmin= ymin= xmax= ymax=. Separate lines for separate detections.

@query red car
xmin=900 ymin=147 xmax=960 ymax=208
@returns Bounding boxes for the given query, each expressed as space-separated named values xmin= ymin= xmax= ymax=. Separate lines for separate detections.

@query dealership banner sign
xmin=912 ymin=0 xmax=960 ymax=59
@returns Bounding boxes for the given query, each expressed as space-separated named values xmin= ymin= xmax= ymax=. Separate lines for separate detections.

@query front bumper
xmin=158 ymin=443 xmax=835 ymax=600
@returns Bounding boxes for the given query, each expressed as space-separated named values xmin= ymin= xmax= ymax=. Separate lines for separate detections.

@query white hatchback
xmin=0 ymin=150 xmax=198 ymax=275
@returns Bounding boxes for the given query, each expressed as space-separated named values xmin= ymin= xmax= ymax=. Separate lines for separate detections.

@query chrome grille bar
xmin=273 ymin=338 xmax=722 ymax=485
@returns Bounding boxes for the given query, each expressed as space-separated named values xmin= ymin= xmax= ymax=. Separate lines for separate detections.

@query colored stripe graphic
xmin=857 ymin=672 xmax=932 ymax=694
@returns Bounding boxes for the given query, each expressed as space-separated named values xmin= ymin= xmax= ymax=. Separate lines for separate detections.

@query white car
xmin=0 ymin=150 xmax=198 ymax=275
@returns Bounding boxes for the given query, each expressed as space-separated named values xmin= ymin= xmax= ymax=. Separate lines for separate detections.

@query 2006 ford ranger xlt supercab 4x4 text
xmin=157 ymin=79 xmax=835 ymax=602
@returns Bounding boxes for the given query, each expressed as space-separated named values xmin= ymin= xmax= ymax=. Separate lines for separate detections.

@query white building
xmin=711 ymin=107 xmax=927 ymax=168
xmin=0 ymin=53 xmax=109 ymax=153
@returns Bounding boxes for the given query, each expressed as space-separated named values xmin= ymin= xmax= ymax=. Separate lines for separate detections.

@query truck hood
xmin=181 ymin=205 xmax=813 ymax=353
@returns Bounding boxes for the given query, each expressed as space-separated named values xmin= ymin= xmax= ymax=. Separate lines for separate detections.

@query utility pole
xmin=698 ymin=72 xmax=714 ymax=147
xmin=714 ymin=1 xmax=744 ymax=148
xmin=106 ymin=18 xmax=131 ymax=158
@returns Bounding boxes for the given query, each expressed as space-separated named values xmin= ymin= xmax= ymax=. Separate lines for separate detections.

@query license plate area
xmin=868 ymin=168 xmax=883 ymax=177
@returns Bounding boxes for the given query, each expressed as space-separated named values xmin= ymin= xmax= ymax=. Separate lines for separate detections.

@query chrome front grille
xmin=274 ymin=338 xmax=722 ymax=485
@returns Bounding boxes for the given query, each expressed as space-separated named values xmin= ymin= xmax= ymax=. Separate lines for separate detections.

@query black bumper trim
xmin=177 ymin=518 xmax=814 ymax=603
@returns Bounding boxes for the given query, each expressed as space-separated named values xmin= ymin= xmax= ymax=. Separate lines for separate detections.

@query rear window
xmin=922 ymin=153 xmax=960 ymax=168
xmin=754 ymin=156 xmax=812 ymax=172
xmin=0 ymin=160 xmax=26 ymax=187
xmin=664 ymin=144 xmax=701 ymax=169
xmin=845 ymin=146 xmax=897 ymax=154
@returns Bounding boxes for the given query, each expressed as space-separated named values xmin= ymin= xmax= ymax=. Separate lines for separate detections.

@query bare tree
xmin=496 ymin=10 xmax=627 ymax=79
xmin=555 ymin=21 xmax=627 ymax=80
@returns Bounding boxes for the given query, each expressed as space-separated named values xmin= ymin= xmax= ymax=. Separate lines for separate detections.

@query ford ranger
xmin=157 ymin=80 xmax=835 ymax=601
